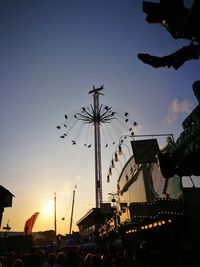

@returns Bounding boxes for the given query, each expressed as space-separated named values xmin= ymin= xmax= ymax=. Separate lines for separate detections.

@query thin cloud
xmin=166 ymin=99 xmax=191 ymax=124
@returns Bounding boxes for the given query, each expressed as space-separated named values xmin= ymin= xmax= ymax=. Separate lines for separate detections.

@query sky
xmin=0 ymin=0 xmax=199 ymax=235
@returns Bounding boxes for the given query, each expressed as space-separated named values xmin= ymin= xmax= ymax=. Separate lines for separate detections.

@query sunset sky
xmin=0 ymin=0 xmax=199 ymax=235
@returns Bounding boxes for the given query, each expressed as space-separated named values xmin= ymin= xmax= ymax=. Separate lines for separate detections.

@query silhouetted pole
xmin=88 ymin=87 xmax=103 ymax=208
xmin=54 ymin=192 xmax=57 ymax=236
xmin=69 ymin=185 xmax=77 ymax=234
xmin=108 ymin=192 xmax=118 ymax=229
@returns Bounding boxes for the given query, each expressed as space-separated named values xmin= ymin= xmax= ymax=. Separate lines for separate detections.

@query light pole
xmin=108 ymin=192 xmax=118 ymax=206
xmin=54 ymin=192 xmax=57 ymax=236
xmin=69 ymin=185 xmax=77 ymax=235
xmin=108 ymin=192 xmax=119 ymax=229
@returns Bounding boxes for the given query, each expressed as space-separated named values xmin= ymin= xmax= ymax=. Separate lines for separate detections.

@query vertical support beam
xmin=0 ymin=208 xmax=4 ymax=228
xmin=93 ymin=90 xmax=102 ymax=208
xmin=54 ymin=192 xmax=57 ymax=236
xmin=142 ymin=164 xmax=154 ymax=202
xmin=69 ymin=185 xmax=76 ymax=234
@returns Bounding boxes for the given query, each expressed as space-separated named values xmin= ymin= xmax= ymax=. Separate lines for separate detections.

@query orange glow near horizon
xmin=42 ymin=199 xmax=54 ymax=217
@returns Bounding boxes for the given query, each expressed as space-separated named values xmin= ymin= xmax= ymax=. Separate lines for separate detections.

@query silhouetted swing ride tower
xmin=88 ymin=86 xmax=103 ymax=208
xmin=57 ymin=85 xmax=138 ymax=209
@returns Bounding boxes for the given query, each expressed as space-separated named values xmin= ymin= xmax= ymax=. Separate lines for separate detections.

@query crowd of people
xmin=0 ymin=242 xmax=157 ymax=267
xmin=0 ymin=238 xmax=197 ymax=267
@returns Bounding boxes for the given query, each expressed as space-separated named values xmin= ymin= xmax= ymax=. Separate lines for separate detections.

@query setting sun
xmin=43 ymin=199 xmax=54 ymax=216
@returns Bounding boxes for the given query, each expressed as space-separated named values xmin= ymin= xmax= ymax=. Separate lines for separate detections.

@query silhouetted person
xmin=47 ymin=253 xmax=56 ymax=267
xmin=12 ymin=259 xmax=24 ymax=267
xmin=124 ymin=250 xmax=134 ymax=267
xmin=82 ymin=253 xmax=93 ymax=267
xmin=134 ymin=241 xmax=150 ymax=267
xmin=39 ymin=250 xmax=50 ymax=267
xmin=26 ymin=252 xmax=41 ymax=267
xmin=53 ymin=252 xmax=66 ymax=267
xmin=90 ymin=254 xmax=102 ymax=267
xmin=101 ymin=245 xmax=118 ymax=267
xmin=112 ymin=256 xmax=128 ymax=267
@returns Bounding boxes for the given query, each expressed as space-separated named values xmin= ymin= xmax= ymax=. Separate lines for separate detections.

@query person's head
xmin=55 ymin=252 xmax=66 ymax=265
xmin=84 ymin=253 xmax=92 ymax=261
xmin=83 ymin=253 xmax=92 ymax=267
xmin=47 ymin=252 xmax=56 ymax=266
xmin=12 ymin=259 xmax=24 ymax=267
xmin=113 ymin=256 xmax=128 ymax=267
xmin=0 ymin=256 xmax=5 ymax=266
xmin=124 ymin=249 xmax=132 ymax=259
xmin=140 ymin=240 xmax=147 ymax=250
xmin=38 ymin=250 xmax=46 ymax=261
xmin=90 ymin=254 xmax=101 ymax=267
xmin=27 ymin=252 xmax=41 ymax=267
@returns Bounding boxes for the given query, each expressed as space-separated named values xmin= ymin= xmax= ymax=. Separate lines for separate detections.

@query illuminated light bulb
xmin=153 ymin=222 xmax=157 ymax=227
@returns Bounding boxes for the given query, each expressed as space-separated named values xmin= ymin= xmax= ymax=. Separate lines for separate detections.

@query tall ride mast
xmin=88 ymin=86 xmax=104 ymax=208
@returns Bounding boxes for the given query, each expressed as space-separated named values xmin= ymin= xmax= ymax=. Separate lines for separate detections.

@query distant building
xmin=0 ymin=186 xmax=14 ymax=227
xmin=76 ymin=203 xmax=113 ymax=242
